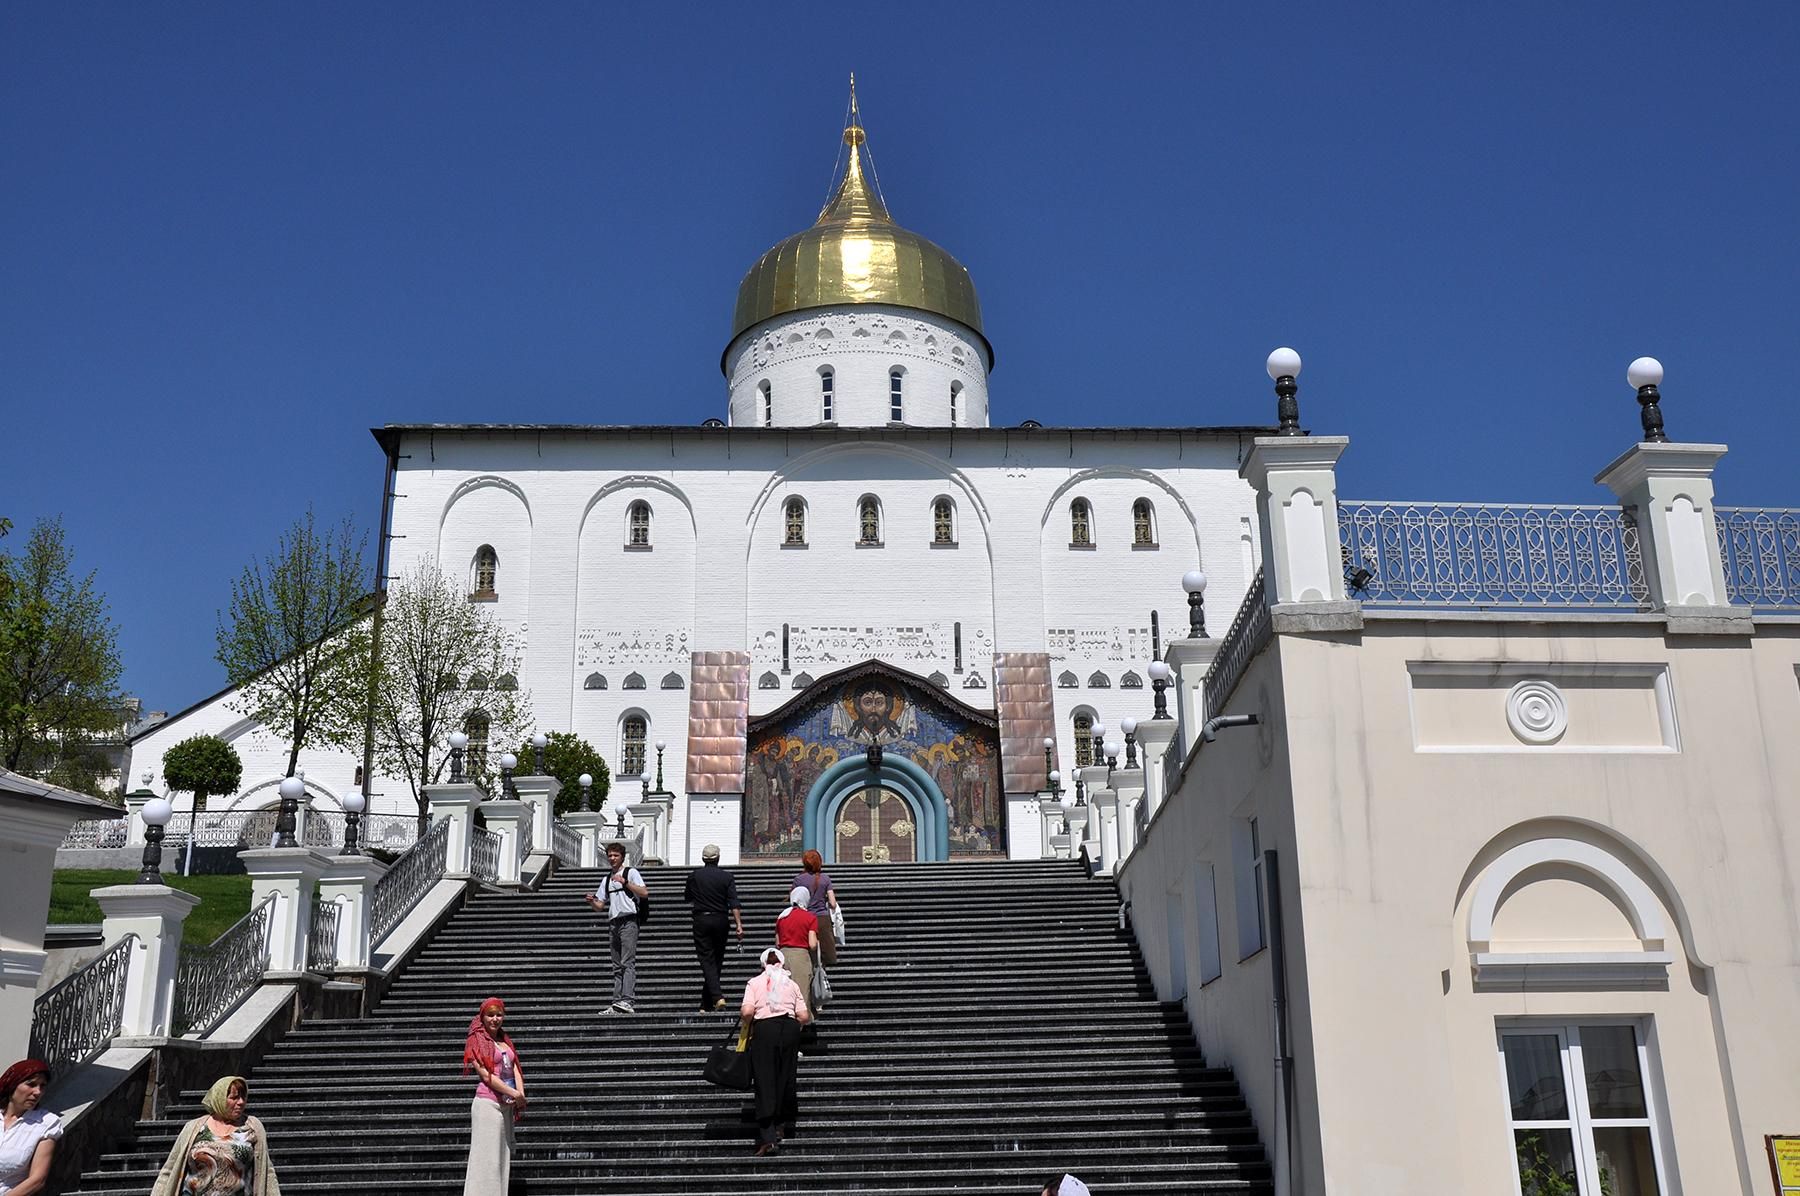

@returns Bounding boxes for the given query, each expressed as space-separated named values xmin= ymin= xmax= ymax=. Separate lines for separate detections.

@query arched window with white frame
xmin=472 ymin=545 xmax=498 ymax=598
xmin=1070 ymin=500 xmax=1093 ymax=547
xmin=820 ymin=367 xmax=835 ymax=423
xmin=1132 ymin=498 xmax=1156 ymax=547
xmin=783 ymin=497 xmax=806 ymax=546
xmin=889 ymin=368 xmax=905 ymax=422
xmin=621 ymin=714 xmax=648 ymax=777
xmin=760 ymin=381 xmax=773 ymax=427
xmin=627 ymin=500 xmax=651 ymax=548
xmin=932 ymin=496 xmax=956 ymax=545
xmin=949 ymin=382 xmax=963 ymax=427
xmin=1073 ymin=711 xmax=1096 ymax=768
xmin=463 ymin=711 xmax=491 ymax=779
xmin=857 ymin=495 xmax=882 ymax=546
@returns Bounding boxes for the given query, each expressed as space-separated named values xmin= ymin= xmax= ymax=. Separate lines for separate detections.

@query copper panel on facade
xmin=686 ymin=651 xmax=750 ymax=794
xmin=994 ymin=652 xmax=1056 ymax=794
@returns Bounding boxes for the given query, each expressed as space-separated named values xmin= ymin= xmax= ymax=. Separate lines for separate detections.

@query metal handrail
xmin=29 ymin=933 xmax=139 ymax=1070
xmin=471 ymin=826 xmax=502 ymax=884
xmin=1339 ymin=500 xmax=1650 ymax=608
xmin=552 ymin=820 xmax=581 ymax=867
xmin=1201 ymin=569 xmax=1272 ymax=724
xmin=370 ymin=815 xmax=451 ymax=946
xmin=1716 ymin=506 xmax=1800 ymax=610
xmin=307 ymin=897 xmax=342 ymax=973
xmin=174 ymin=894 xmax=275 ymax=1037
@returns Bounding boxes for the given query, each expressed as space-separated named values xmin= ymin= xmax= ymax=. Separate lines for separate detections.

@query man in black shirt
xmin=683 ymin=844 xmax=744 ymax=1011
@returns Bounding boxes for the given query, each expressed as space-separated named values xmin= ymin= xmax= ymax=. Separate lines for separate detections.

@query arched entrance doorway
xmin=802 ymin=751 xmax=952 ymax=864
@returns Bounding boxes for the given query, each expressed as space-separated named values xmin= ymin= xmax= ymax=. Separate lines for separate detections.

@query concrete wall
xmin=1122 ymin=614 xmax=1800 ymax=1195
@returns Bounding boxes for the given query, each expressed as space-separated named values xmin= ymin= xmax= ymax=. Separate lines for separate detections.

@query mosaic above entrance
xmin=743 ymin=663 xmax=1004 ymax=858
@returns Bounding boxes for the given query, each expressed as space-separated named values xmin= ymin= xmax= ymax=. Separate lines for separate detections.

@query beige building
xmin=1107 ymin=360 xmax=1800 ymax=1196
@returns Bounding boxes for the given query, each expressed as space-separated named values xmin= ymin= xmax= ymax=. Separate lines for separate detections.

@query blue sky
xmin=4 ymin=2 xmax=1798 ymax=713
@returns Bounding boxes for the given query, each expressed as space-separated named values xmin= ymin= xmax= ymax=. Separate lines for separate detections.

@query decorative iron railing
xmin=1716 ymin=507 xmax=1800 ymax=610
xmin=307 ymin=898 xmax=341 ymax=973
xmin=174 ymin=894 xmax=274 ymax=1037
xmin=305 ymin=811 xmax=422 ymax=851
xmin=370 ymin=815 xmax=451 ymax=947
xmin=1201 ymin=569 xmax=1272 ymax=724
xmin=29 ymin=934 xmax=138 ymax=1070
xmin=518 ymin=809 xmax=535 ymax=860
xmin=59 ymin=818 xmax=129 ymax=849
xmin=1338 ymin=501 xmax=1651 ymax=609
xmin=471 ymin=826 xmax=502 ymax=884
xmin=552 ymin=820 xmax=581 ymax=867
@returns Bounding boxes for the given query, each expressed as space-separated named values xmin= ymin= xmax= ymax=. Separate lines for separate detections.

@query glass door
xmin=1500 ymin=1023 xmax=1670 ymax=1196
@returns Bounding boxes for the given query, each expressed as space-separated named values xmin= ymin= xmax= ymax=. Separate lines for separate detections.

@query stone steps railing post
xmin=94 ymin=885 xmax=200 ymax=1038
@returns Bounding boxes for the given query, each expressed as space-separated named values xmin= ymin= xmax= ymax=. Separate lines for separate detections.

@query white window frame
xmin=761 ymin=381 xmax=773 ymax=427
xmin=1193 ymin=861 xmax=1223 ymax=985
xmin=1496 ymin=1019 xmax=1675 ymax=1196
xmin=949 ymin=382 xmax=962 ymax=426
xmin=820 ymin=368 xmax=834 ymax=423
xmin=1233 ymin=815 xmax=1266 ymax=960
xmin=889 ymin=368 xmax=904 ymax=422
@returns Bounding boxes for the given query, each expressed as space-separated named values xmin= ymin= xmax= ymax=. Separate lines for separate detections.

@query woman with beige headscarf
xmin=150 ymin=1075 xmax=280 ymax=1195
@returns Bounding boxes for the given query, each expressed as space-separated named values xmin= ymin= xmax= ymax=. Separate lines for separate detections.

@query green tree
xmin=162 ymin=734 xmax=244 ymax=813
xmin=367 ymin=558 xmax=533 ymax=831
xmin=215 ymin=510 xmax=370 ymax=778
xmin=0 ymin=518 xmax=124 ymax=780
xmin=518 ymin=730 xmax=610 ymax=816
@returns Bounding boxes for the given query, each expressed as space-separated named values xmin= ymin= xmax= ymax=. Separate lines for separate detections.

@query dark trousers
xmin=747 ymin=1014 xmax=801 ymax=1145
xmin=693 ymin=912 xmax=729 ymax=1008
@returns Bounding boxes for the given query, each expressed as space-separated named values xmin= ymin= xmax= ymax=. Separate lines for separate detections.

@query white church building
xmin=127 ymin=103 xmax=1270 ymax=866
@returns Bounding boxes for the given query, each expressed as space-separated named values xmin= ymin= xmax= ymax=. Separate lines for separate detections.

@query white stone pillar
xmin=1089 ymin=785 xmax=1119 ymax=874
xmin=123 ymin=788 xmax=152 ymax=846
xmin=1037 ymin=792 xmax=1064 ymax=860
xmin=1240 ymin=436 xmax=1352 ymax=605
xmin=318 ymin=854 xmax=387 ymax=970
xmin=94 ymin=885 xmax=201 ymax=1038
xmin=1112 ymin=766 xmax=1145 ymax=861
xmin=1165 ymin=639 xmax=1223 ymax=760
xmin=239 ymin=848 xmax=330 ymax=976
xmin=1075 ymin=765 xmax=1109 ymax=862
xmin=511 ymin=776 xmax=561 ymax=857
xmin=1135 ymin=720 xmax=1180 ymax=822
xmin=564 ymin=811 xmax=604 ymax=868
xmin=1596 ymin=442 xmax=1749 ymax=630
xmin=481 ymin=799 xmax=527 ymax=887
xmin=629 ymin=793 xmax=675 ymax=864
xmin=427 ymin=783 xmax=482 ymax=879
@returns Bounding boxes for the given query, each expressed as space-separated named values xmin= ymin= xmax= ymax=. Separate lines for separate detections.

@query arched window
xmin=466 ymin=672 xmax=490 ymax=691
xmin=464 ymin=711 xmax=491 ymax=779
xmin=932 ymin=497 xmax=955 ymax=545
xmin=1120 ymin=670 xmax=1144 ymax=689
xmin=889 ymin=368 xmax=904 ymax=422
xmin=621 ymin=715 xmax=647 ymax=777
xmin=929 ymin=671 xmax=949 ymax=688
xmin=1132 ymin=499 xmax=1156 ymax=547
xmin=1057 ymin=670 xmax=1079 ymax=689
xmin=627 ymin=501 xmax=651 ymax=548
xmin=792 ymin=672 xmax=814 ymax=689
xmin=858 ymin=496 xmax=882 ymax=546
xmin=820 ymin=368 xmax=835 ymax=423
xmin=623 ymin=672 xmax=646 ymax=690
xmin=1070 ymin=500 xmax=1093 ymax=547
xmin=1073 ymin=713 xmax=1095 ymax=768
xmin=472 ymin=546 xmax=498 ymax=598
xmin=760 ymin=381 xmax=773 ymax=427
xmin=950 ymin=382 xmax=962 ymax=427
xmin=1088 ymin=671 xmax=1112 ymax=689
xmin=494 ymin=673 xmax=518 ymax=691
xmin=758 ymin=671 xmax=780 ymax=690
xmin=660 ymin=671 xmax=685 ymax=690
xmin=784 ymin=497 xmax=806 ymax=546
xmin=583 ymin=673 xmax=607 ymax=690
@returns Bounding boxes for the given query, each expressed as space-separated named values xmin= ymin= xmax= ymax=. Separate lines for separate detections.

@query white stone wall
xmin=129 ymin=425 xmax=1260 ymax=863
xmin=725 ymin=306 xmax=990 ymax=429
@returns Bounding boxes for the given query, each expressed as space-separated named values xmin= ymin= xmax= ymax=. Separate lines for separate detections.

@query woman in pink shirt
xmin=462 ymin=997 xmax=526 ymax=1195
xmin=740 ymin=948 xmax=811 ymax=1156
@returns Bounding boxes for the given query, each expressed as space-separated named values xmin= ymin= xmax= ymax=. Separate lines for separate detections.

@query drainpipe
xmin=363 ymin=436 xmax=400 ymax=818
xmin=1264 ymin=847 xmax=1297 ymax=1196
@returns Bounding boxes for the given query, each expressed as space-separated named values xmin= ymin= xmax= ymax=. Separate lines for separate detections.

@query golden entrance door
xmin=834 ymin=788 xmax=917 ymax=864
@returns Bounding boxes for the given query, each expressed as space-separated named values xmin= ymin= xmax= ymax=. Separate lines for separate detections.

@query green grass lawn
xmin=49 ymin=870 xmax=255 ymax=945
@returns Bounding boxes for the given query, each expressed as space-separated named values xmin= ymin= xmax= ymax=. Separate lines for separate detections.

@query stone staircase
xmin=69 ymin=859 xmax=1272 ymax=1194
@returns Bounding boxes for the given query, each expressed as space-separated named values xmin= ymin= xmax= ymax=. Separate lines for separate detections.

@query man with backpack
xmin=585 ymin=842 xmax=649 ymax=1014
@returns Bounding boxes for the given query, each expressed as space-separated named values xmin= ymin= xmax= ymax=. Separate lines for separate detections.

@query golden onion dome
xmin=727 ymin=94 xmax=988 ymax=367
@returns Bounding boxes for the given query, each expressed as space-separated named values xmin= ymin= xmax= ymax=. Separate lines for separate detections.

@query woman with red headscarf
xmin=0 ymin=1060 xmax=58 ymax=1196
xmin=462 ymin=998 xmax=525 ymax=1196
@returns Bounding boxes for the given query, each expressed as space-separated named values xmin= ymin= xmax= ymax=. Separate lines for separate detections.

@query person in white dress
xmin=0 ymin=1059 xmax=60 ymax=1196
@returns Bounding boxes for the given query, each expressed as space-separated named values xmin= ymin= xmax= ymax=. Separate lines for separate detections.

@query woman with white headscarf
xmin=773 ymin=884 xmax=820 ymax=1010
xmin=1041 ymin=1176 xmax=1090 ymax=1196
xmin=740 ymin=947 xmax=811 ymax=1156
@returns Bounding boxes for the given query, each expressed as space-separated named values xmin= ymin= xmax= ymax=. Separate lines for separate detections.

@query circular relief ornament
xmin=1506 ymin=679 xmax=1569 ymax=745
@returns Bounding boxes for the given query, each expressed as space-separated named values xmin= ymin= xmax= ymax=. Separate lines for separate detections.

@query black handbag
xmin=703 ymin=1022 xmax=754 ymax=1090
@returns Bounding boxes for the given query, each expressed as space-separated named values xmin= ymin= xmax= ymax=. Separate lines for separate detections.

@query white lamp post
xmin=341 ymin=788 xmax=366 ymax=856
xmin=1182 ymin=569 xmax=1209 ymax=637
xmin=138 ymin=797 xmax=174 ymax=884
xmin=1267 ymin=346 xmax=1303 ymax=435
xmin=1148 ymin=659 xmax=1172 ymax=718
xmin=1627 ymin=356 xmax=1667 ymax=442
xmin=448 ymin=730 xmax=469 ymax=783
xmin=275 ymin=775 xmax=305 ymax=848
